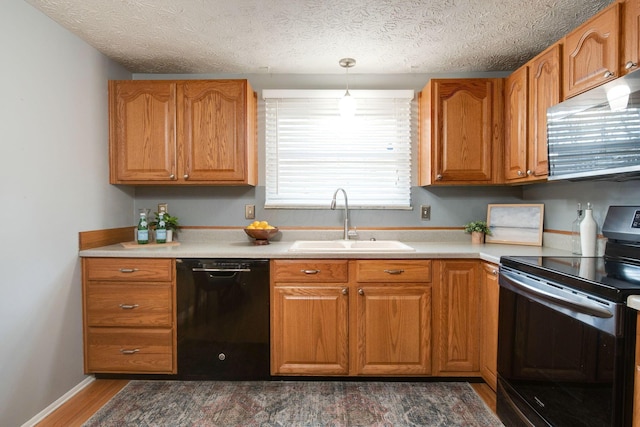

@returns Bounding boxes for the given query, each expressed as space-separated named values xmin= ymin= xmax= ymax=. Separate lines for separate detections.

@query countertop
xmin=79 ymin=229 xmax=571 ymax=264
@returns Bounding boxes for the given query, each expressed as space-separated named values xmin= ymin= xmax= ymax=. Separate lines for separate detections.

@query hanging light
xmin=338 ymin=58 xmax=356 ymax=117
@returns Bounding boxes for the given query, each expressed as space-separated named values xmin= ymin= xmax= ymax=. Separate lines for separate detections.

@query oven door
xmin=497 ymin=266 xmax=634 ymax=427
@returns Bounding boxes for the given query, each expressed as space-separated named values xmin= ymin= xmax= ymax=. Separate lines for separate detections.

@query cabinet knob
xmin=436 ymin=174 xmax=443 ymax=181
xmin=358 ymin=288 xmax=364 ymax=295
xmin=169 ymin=174 xmax=175 ymax=179
xmin=603 ymin=70 xmax=615 ymax=79
xmin=183 ymin=174 xmax=189 ymax=179
xmin=342 ymin=288 xmax=348 ymax=295
xmin=526 ymin=170 xmax=532 ymax=176
xmin=492 ymin=269 xmax=498 ymax=275
xmin=517 ymin=170 xmax=524 ymax=177
xmin=625 ymin=61 xmax=638 ymax=70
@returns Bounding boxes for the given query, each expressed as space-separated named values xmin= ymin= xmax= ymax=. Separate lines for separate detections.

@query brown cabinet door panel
xmin=504 ymin=66 xmax=529 ymax=181
xmin=271 ymin=286 xmax=349 ymax=375
xmin=109 ymin=80 xmax=176 ymax=183
xmin=355 ymin=286 xmax=431 ymax=375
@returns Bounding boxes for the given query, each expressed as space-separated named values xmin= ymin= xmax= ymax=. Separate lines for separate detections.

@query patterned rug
xmin=83 ymin=381 xmax=503 ymax=427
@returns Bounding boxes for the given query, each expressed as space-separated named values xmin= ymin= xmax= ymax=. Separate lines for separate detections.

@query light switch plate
xmin=421 ymin=205 xmax=431 ymax=220
xmin=245 ymin=204 xmax=255 ymax=220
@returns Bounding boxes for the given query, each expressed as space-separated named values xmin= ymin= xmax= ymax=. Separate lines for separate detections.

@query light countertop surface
xmin=79 ymin=229 xmax=572 ymax=264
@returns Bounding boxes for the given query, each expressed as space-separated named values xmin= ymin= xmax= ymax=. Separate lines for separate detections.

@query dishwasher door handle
xmin=192 ymin=268 xmax=252 ymax=272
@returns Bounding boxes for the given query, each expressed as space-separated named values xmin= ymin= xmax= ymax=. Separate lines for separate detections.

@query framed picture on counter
xmin=485 ymin=204 xmax=544 ymax=246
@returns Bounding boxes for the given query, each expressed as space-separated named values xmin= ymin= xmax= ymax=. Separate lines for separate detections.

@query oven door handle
xmin=501 ymin=272 xmax=614 ymax=319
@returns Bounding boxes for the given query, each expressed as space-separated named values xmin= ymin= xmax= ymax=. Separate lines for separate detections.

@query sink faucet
xmin=331 ymin=188 xmax=357 ymax=240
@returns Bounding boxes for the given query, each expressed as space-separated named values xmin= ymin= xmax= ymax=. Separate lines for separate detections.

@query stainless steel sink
xmin=288 ymin=240 xmax=415 ymax=252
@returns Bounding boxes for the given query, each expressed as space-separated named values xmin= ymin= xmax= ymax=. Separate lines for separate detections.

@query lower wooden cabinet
xmin=432 ymin=260 xmax=481 ymax=376
xmin=480 ymin=262 xmax=500 ymax=391
xmin=82 ymin=258 xmax=176 ymax=374
xmin=271 ymin=259 xmax=432 ymax=376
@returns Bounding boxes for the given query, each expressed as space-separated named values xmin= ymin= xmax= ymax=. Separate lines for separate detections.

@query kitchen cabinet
xmin=109 ymin=79 xmax=257 ymax=185
xmin=353 ymin=260 xmax=432 ymax=375
xmin=563 ymin=3 xmax=621 ymax=98
xmin=82 ymin=258 xmax=176 ymax=374
xmin=271 ymin=259 xmax=431 ymax=376
xmin=504 ymin=43 xmax=561 ymax=183
xmin=479 ymin=262 xmax=499 ymax=391
xmin=623 ymin=0 xmax=640 ymax=76
xmin=419 ymin=78 xmax=504 ymax=185
xmin=271 ymin=260 xmax=350 ymax=375
xmin=634 ymin=313 xmax=640 ymax=426
xmin=432 ymin=260 xmax=481 ymax=376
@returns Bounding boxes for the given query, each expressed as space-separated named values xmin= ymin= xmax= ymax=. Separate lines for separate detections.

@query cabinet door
xmin=109 ymin=81 xmax=177 ymax=183
xmin=433 ymin=260 xmax=481 ymax=375
xmin=480 ymin=262 xmax=499 ymax=391
xmin=564 ymin=3 xmax=620 ymax=98
xmin=504 ymin=66 xmax=529 ymax=181
xmin=425 ymin=79 xmax=502 ymax=185
xmin=178 ymin=80 xmax=254 ymax=183
xmin=271 ymin=286 xmax=349 ymax=375
xmin=355 ymin=285 xmax=431 ymax=375
xmin=623 ymin=0 xmax=640 ymax=76
xmin=528 ymin=43 xmax=561 ymax=180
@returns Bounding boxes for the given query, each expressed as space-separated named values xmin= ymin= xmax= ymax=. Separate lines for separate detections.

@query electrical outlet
xmin=245 ymin=204 xmax=255 ymax=220
xmin=421 ymin=205 xmax=431 ymax=220
xmin=158 ymin=203 xmax=168 ymax=214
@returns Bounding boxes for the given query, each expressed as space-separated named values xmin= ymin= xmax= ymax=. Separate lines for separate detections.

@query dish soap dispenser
xmin=580 ymin=202 xmax=597 ymax=256
xmin=571 ymin=203 xmax=583 ymax=254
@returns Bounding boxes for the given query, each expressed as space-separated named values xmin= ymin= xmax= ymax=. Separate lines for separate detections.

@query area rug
xmin=83 ymin=381 xmax=503 ymax=427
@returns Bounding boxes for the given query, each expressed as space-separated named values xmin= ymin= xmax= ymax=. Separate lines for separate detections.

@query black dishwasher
xmin=176 ymin=258 xmax=270 ymax=380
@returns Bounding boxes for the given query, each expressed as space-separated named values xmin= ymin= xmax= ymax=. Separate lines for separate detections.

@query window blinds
xmin=263 ymin=90 xmax=414 ymax=209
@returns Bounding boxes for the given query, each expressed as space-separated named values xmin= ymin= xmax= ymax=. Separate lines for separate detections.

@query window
xmin=263 ymin=90 xmax=414 ymax=209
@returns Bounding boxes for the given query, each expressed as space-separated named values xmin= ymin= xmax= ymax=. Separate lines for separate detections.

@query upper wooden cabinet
xmin=623 ymin=0 xmax=640 ymax=75
xmin=419 ymin=78 xmax=504 ymax=186
xmin=563 ymin=3 xmax=621 ymax=98
xmin=504 ymin=43 xmax=561 ymax=183
xmin=109 ymin=79 xmax=257 ymax=185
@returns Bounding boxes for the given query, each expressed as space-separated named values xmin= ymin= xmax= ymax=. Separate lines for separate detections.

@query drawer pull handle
xmin=120 ymin=349 xmax=140 ymax=355
xmin=119 ymin=268 xmax=139 ymax=273
xmin=384 ymin=269 xmax=405 ymax=275
xmin=301 ymin=269 xmax=320 ymax=275
xmin=119 ymin=304 xmax=139 ymax=310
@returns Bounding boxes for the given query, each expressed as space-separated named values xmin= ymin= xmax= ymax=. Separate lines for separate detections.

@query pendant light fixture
xmin=339 ymin=58 xmax=356 ymax=117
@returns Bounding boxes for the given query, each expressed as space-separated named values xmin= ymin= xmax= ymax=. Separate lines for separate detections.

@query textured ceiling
xmin=25 ymin=0 xmax=614 ymax=74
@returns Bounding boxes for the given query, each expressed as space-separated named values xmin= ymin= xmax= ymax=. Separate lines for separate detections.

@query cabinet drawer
xmin=85 ymin=284 xmax=172 ymax=327
xmin=272 ymin=260 xmax=349 ymax=283
xmin=85 ymin=328 xmax=174 ymax=373
xmin=85 ymin=258 xmax=173 ymax=281
xmin=355 ymin=260 xmax=432 ymax=283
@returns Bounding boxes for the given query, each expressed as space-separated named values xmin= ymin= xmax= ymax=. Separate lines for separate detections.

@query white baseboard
xmin=22 ymin=376 xmax=95 ymax=427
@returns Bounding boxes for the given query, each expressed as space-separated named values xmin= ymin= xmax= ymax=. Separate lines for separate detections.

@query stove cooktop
xmin=500 ymin=256 xmax=640 ymax=303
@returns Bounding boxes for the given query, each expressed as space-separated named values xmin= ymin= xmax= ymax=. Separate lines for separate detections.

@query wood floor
xmin=36 ymin=379 xmax=497 ymax=426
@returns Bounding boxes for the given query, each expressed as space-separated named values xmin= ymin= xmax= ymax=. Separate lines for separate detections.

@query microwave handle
xmin=500 ymin=270 xmax=614 ymax=319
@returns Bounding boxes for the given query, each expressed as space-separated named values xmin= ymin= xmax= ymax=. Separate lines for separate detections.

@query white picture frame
xmin=485 ymin=203 xmax=544 ymax=246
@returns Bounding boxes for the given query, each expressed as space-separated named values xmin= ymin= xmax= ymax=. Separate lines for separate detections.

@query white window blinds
xmin=263 ymin=90 xmax=414 ymax=209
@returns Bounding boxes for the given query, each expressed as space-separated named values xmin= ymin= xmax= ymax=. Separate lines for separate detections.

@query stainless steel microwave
xmin=547 ymin=71 xmax=640 ymax=181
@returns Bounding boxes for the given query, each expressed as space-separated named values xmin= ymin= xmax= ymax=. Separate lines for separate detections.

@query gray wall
xmin=0 ymin=2 xmax=132 ymax=426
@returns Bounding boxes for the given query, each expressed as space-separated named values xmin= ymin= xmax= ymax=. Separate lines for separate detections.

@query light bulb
xmin=339 ymin=91 xmax=356 ymax=118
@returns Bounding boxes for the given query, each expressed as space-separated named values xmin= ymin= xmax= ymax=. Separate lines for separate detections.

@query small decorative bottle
xmin=571 ymin=203 xmax=583 ymax=255
xmin=137 ymin=212 xmax=149 ymax=244
xmin=580 ymin=202 xmax=597 ymax=257
xmin=156 ymin=212 xmax=167 ymax=244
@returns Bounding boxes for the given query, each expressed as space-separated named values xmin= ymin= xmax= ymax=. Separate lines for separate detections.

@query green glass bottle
xmin=137 ymin=212 xmax=149 ymax=244
xmin=156 ymin=212 xmax=167 ymax=244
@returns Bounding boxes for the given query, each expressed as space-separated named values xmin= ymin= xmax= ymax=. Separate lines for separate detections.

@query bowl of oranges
xmin=244 ymin=220 xmax=279 ymax=245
